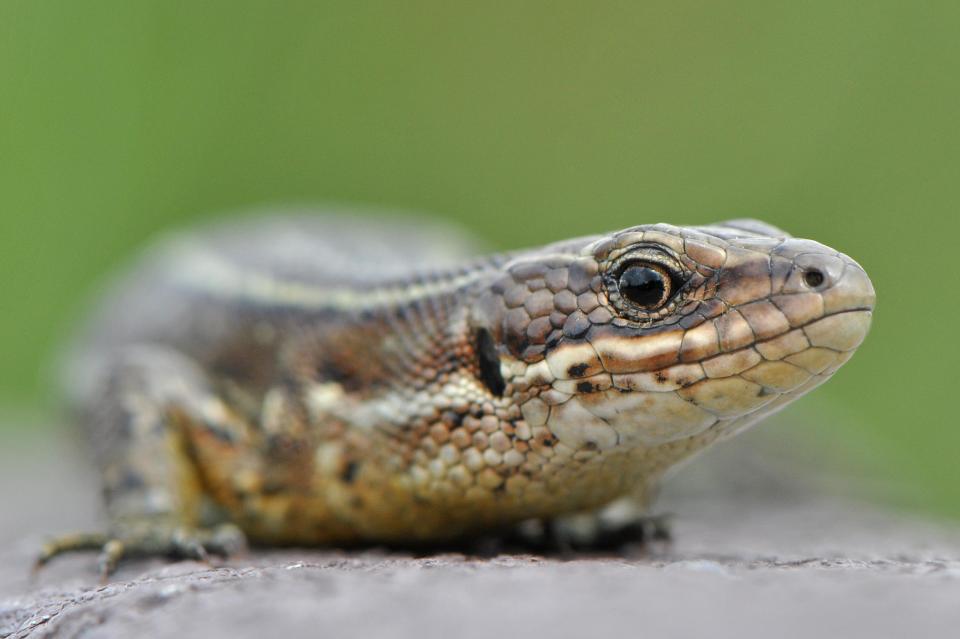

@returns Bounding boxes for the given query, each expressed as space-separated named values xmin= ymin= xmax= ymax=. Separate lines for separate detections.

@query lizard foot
xmin=512 ymin=512 xmax=672 ymax=553
xmin=35 ymin=522 xmax=247 ymax=580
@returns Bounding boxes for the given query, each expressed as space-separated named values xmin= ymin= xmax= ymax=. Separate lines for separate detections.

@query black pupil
xmin=618 ymin=265 xmax=667 ymax=308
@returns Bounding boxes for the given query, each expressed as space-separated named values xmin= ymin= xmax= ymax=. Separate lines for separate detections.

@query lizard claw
xmin=35 ymin=523 xmax=248 ymax=579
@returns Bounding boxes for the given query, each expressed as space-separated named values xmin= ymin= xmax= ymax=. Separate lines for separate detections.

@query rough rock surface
xmin=2 ymin=427 xmax=959 ymax=639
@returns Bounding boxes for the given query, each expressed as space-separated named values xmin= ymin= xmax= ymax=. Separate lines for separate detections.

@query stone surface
xmin=2 ymin=426 xmax=959 ymax=638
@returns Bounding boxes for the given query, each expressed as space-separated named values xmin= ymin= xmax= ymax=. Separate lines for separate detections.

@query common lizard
xmin=38 ymin=214 xmax=875 ymax=576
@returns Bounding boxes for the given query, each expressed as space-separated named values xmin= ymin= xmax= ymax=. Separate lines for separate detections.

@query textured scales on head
xmin=468 ymin=219 xmax=875 ymax=482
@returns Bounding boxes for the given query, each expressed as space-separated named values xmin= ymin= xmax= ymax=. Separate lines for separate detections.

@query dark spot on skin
xmin=583 ymin=441 xmax=599 ymax=451
xmin=568 ymin=363 xmax=589 ymax=377
xmin=655 ymin=371 xmax=668 ymax=383
xmin=442 ymin=411 xmax=464 ymax=427
xmin=474 ymin=327 xmax=506 ymax=397
xmin=542 ymin=437 xmax=555 ymax=447
xmin=340 ymin=461 xmax=359 ymax=483
xmin=576 ymin=381 xmax=594 ymax=393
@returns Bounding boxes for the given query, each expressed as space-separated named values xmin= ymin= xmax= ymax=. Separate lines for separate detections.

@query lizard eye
xmin=604 ymin=247 xmax=689 ymax=321
xmin=616 ymin=262 xmax=673 ymax=310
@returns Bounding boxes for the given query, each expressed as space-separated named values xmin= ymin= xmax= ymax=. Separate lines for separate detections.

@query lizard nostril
xmin=803 ymin=268 xmax=825 ymax=289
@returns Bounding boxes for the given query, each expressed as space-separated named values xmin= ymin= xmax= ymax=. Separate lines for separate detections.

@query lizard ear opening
xmin=474 ymin=327 xmax=505 ymax=397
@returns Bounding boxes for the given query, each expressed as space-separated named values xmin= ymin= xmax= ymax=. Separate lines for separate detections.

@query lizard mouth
xmin=514 ymin=305 xmax=873 ymax=451
xmin=610 ymin=307 xmax=873 ymax=391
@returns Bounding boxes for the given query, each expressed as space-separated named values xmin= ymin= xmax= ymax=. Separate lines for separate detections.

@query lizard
xmin=37 ymin=213 xmax=875 ymax=577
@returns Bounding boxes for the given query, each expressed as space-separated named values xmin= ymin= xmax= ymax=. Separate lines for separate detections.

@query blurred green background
xmin=0 ymin=2 xmax=956 ymax=515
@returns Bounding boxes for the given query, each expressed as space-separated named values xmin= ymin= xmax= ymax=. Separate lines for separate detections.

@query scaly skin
xmin=39 ymin=215 xmax=875 ymax=576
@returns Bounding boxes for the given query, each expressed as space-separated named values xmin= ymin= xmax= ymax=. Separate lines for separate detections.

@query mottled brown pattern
xmin=41 ymin=215 xmax=874 ymax=576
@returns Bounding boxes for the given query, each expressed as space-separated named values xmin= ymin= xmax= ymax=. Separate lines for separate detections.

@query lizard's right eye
xmin=617 ymin=263 xmax=672 ymax=310
xmin=604 ymin=247 xmax=689 ymax=321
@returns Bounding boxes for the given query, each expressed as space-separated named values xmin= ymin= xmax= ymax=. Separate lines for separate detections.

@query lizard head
xmin=473 ymin=219 xmax=875 ymax=460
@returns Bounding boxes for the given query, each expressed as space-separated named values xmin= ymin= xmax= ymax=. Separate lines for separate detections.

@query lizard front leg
xmin=37 ymin=346 xmax=249 ymax=578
